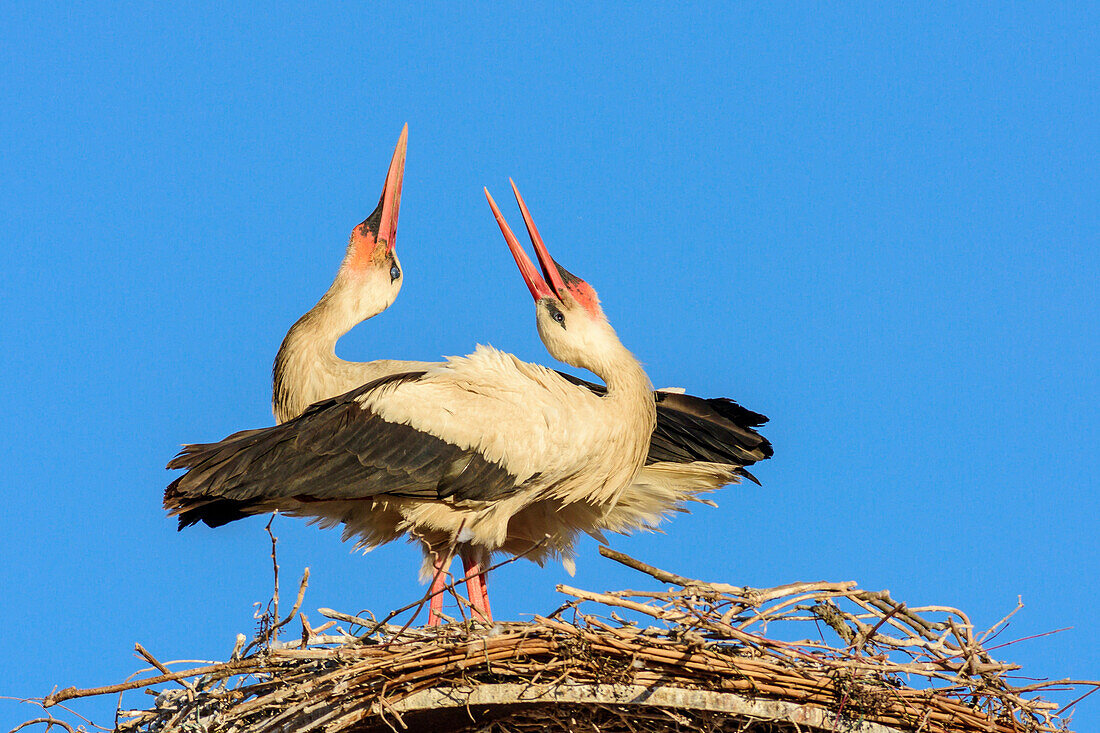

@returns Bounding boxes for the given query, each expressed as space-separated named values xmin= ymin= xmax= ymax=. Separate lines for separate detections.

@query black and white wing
xmin=165 ymin=372 xmax=524 ymax=529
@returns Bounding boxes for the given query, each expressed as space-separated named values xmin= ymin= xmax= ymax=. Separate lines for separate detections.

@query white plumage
xmin=168 ymin=167 xmax=771 ymax=626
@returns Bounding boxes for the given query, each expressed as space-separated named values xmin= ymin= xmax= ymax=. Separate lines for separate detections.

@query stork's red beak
xmin=377 ymin=124 xmax=407 ymax=254
xmin=348 ymin=125 xmax=407 ymax=268
xmin=485 ymin=183 xmax=563 ymax=303
xmin=508 ymin=179 xmax=569 ymax=297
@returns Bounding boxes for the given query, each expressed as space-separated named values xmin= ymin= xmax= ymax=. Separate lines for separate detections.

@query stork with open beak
xmin=166 ymin=185 xmax=657 ymax=625
xmin=268 ymin=139 xmax=772 ymax=602
xmin=272 ymin=124 xmax=437 ymax=424
xmin=486 ymin=183 xmax=771 ymax=548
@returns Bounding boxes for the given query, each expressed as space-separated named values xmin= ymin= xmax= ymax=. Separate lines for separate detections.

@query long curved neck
xmin=584 ymin=335 xmax=657 ymax=431
xmin=596 ymin=346 xmax=654 ymax=405
xmin=272 ymin=271 xmax=389 ymax=423
xmin=569 ymin=333 xmax=657 ymax=506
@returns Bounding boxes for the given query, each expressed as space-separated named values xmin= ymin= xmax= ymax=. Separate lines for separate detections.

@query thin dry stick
xmin=7 ymin=719 xmax=76 ymax=733
xmin=359 ymin=548 xmax=459 ymax=647
xmin=133 ymin=645 xmax=196 ymax=695
xmin=598 ymin=546 xmax=706 ymax=588
xmin=243 ymin=568 xmax=311 ymax=658
xmin=979 ymin=597 xmax=1025 ymax=644
xmin=43 ymin=658 xmax=264 ymax=707
xmin=1 ymin=696 xmax=112 ymax=733
xmin=266 ymin=515 xmax=280 ymax=644
xmin=1056 ymin=684 xmax=1100 ymax=717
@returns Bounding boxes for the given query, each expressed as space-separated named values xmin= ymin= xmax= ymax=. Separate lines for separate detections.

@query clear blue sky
xmin=2 ymin=3 xmax=1097 ymax=729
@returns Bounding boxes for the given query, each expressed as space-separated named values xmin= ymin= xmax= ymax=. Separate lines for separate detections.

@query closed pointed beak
xmin=377 ymin=123 xmax=407 ymax=254
xmin=485 ymin=187 xmax=555 ymax=302
xmin=347 ymin=125 xmax=407 ymax=269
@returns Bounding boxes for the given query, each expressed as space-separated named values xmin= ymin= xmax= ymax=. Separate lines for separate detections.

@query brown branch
xmin=242 ymin=567 xmax=310 ymax=658
xmin=43 ymin=659 xmax=262 ymax=707
xmin=1055 ymin=682 xmax=1100 ymax=717
xmin=979 ymin=596 xmax=1024 ymax=644
xmin=7 ymin=718 xmax=75 ymax=733
xmin=986 ymin=627 xmax=1072 ymax=652
xmin=851 ymin=602 xmax=904 ymax=654
xmin=1 ymin=696 xmax=112 ymax=733
xmin=598 ymin=546 xmax=710 ymax=588
xmin=133 ymin=644 xmax=195 ymax=695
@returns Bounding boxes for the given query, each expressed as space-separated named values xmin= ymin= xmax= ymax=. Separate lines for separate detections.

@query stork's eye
xmin=547 ymin=303 xmax=566 ymax=328
xmin=390 ymin=265 xmax=401 ymax=282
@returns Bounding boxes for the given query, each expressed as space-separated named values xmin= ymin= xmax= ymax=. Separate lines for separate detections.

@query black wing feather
xmin=165 ymin=372 xmax=523 ymax=529
xmin=555 ymin=372 xmax=773 ymax=468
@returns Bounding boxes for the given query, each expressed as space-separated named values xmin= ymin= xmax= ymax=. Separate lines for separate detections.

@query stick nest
xmin=30 ymin=547 xmax=1093 ymax=733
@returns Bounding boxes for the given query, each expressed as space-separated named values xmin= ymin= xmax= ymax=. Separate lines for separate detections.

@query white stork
xmin=272 ymin=124 xmax=437 ymax=424
xmin=267 ymin=153 xmax=773 ymax=618
xmin=167 ymin=183 xmax=660 ymax=625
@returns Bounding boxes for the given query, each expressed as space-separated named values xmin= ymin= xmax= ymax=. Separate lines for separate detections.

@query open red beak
xmin=508 ymin=179 xmax=569 ymax=296
xmin=485 ymin=182 xmax=565 ymax=302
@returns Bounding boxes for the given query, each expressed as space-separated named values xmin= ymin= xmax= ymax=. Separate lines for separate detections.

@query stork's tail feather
xmin=556 ymin=372 xmax=773 ymax=469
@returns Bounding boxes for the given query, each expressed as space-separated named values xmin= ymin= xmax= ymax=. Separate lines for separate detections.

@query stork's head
xmin=339 ymin=124 xmax=407 ymax=309
xmin=486 ymin=181 xmax=618 ymax=374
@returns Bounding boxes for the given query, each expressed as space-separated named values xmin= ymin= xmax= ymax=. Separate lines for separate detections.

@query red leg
xmin=478 ymin=564 xmax=492 ymax=621
xmin=427 ymin=553 xmax=448 ymax=627
xmin=462 ymin=552 xmax=493 ymax=624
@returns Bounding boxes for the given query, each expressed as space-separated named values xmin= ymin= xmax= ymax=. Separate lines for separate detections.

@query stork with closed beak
xmin=166 ymin=183 xmax=657 ymax=625
xmin=272 ymin=124 xmax=437 ymax=424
